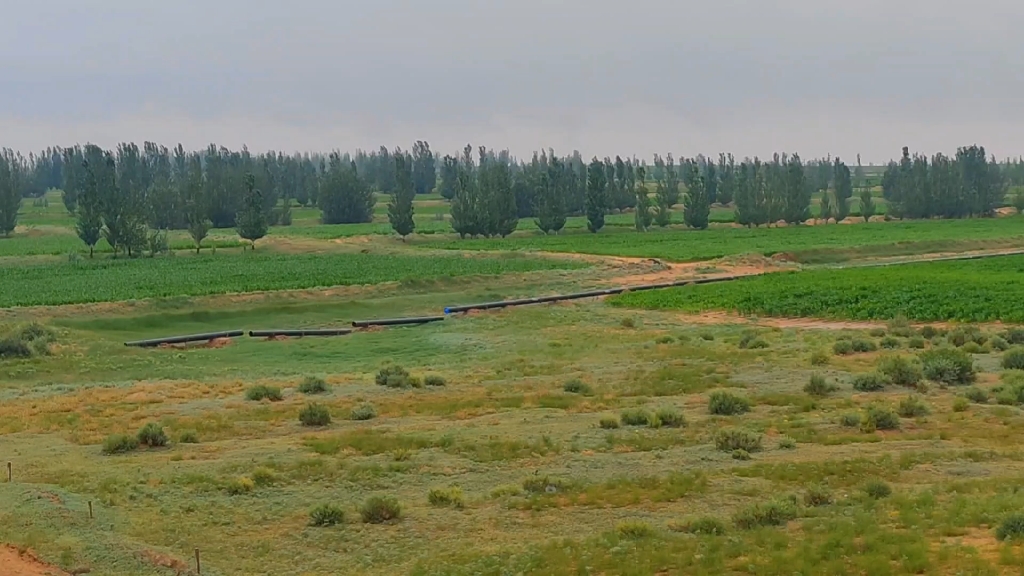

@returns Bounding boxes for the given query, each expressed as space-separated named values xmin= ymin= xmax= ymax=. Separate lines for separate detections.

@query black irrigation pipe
xmin=352 ymin=316 xmax=446 ymax=328
xmin=443 ymin=274 xmax=747 ymax=314
xmin=125 ymin=330 xmax=245 ymax=348
xmin=248 ymin=329 xmax=353 ymax=338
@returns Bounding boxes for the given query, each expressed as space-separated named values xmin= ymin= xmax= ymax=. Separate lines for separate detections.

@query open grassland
xmin=0 ymin=251 xmax=585 ymax=308
xmin=5 ymin=263 xmax=1024 ymax=575
xmin=424 ymin=216 xmax=1024 ymax=264
xmin=611 ymin=254 xmax=1024 ymax=322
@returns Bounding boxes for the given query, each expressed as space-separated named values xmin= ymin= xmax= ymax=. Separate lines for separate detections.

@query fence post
xmin=195 ymin=548 xmax=201 ymax=575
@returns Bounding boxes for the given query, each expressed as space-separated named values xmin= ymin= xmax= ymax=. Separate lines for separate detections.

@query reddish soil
xmin=204 ymin=338 xmax=232 ymax=349
xmin=0 ymin=545 xmax=71 ymax=576
xmin=139 ymin=550 xmax=190 ymax=574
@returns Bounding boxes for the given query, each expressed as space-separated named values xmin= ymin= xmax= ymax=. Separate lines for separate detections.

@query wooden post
xmin=88 ymin=501 xmax=93 ymax=519
xmin=194 ymin=548 xmax=201 ymax=575
xmin=6 ymin=462 xmax=10 ymax=482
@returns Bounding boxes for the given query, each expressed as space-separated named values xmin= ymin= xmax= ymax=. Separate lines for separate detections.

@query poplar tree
xmin=833 ymin=158 xmax=853 ymax=222
xmin=859 ymin=188 xmax=876 ymax=221
xmin=634 ymin=165 xmax=652 ymax=231
xmin=319 ymin=155 xmax=374 ymax=224
xmin=665 ymin=153 xmax=681 ymax=206
xmin=782 ymin=154 xmax=811 ymax=224
xmin=450 ymin=146 xmax=478 ymax=238
xmin=487 ymin=153 xmax=518 ymax=237
xmin=439 ymin=155 xmax=458 ymax=200
xmin=585 ymin=157 xmax=607 ymax=232
xmin=734 ymin=161 xmax=755 ymax=227
xmin=534 ymin=157 xmax=567 ymax=234
xmin=183 ymin=155 xmax=210 ymax=253
xmin=388 ymin=153 xmax=415 ymax=238
xmin=77 ymin=146 xmax=107 ymax=257
xmin=683 ymin=162 xmax=710 ymax=229
xmin=818 ymin=189 xmax=834 ymax=224
xmin=0 ymin=150 xmax=20 ymax=237
xmin=236 ymin=173 xmax=267 ymax=249
xmin=411 ymin=141 xmax=436 ymax=195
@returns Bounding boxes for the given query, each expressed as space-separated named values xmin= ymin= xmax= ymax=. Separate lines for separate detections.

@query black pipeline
xmin=249 ymin=329 xmax=353 ymax=338
xmin=352 ymin=316 xmax=446 ymax=328
xmin=124 ymin=330 xmax=245 ymax=348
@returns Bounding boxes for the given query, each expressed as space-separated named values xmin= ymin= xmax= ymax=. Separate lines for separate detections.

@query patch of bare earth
xmin=0 ymin=545 xmax=71 ymax=576
xmin=139 ymin=550 xmax=190 ymax=575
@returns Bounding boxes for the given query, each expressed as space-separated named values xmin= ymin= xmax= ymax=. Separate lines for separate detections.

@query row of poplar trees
xmin=881 ymin=146 xmax=1011 ymax=219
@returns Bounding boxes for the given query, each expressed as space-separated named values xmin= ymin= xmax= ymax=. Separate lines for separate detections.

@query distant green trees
xmin=883 ymin=145 xmax=1006 ymax=218
xmin=683 ymin=162 xmax=710 ymax=229
xmin=833 ymin=158 xmax=853 ymax=222
xmin=236 ymin=173 xmax=268 ymax=249
xmin=586 ymin=157 xmax=607 ymax=233
xmin=0 ymin=149 xmax=23 ymax=237
xmin=319 ymin=154 xmax=374 ymax=225
xmin=449 ymin=146 xmax=519 ymax=237
xmin=389 ymin=151 xmax=416 ymax=238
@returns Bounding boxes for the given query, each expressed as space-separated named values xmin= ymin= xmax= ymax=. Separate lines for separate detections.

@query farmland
xmin=610 ymin=254 xmax=1024 ymax=322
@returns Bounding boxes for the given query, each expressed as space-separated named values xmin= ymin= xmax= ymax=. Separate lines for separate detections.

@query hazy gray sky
xmin=2 ymin=0 xmax=1022 ymax=162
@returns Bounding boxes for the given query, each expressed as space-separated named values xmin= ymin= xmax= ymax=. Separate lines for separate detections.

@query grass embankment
xmin=611 ymin=253 xmax=1024 ymax=322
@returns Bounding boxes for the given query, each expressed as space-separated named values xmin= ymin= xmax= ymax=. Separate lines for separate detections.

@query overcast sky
xmin=1 ymin=0 xmax=1022 ymax=163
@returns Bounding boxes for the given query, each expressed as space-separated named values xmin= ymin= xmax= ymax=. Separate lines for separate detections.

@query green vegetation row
xmin=0 ymin=252 xmax=584 ymax=308
xmin=428 ymin=216 xmax=1024 ymax=263
xmin=610 ymin=253 xmax=1024 ymax=322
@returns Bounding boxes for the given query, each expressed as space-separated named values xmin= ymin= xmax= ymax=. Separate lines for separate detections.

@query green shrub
xmin=251 ymin=467 xmax=278 ymax=487
xmin=952 ymin=397 xmax=970 ymax=412
xmin=225 ymin=477 xmax=255 ymax=496
xmin=997 ymin=514 xmax=1024 ymax=541
xmin=672 ymin=516 xmax=726 ymax=535
xmin=620 ymin=408 xmax=655 ymax=427
xmin=778 ymin=437 xmax=796 ymax=450
xmin=963 ymin=387 xmax=989 ymax=404
xmin=880 ymin=337 xmax=901 ymax=350
xmin=833 ymin=340 xmax=855 ymax=356
xmin=101 ymin=433 xmax=139 ymax=455
xmin=920 ymin=348 xmax=976 ymax=385
xmin=733 ymin=499 xmax=799 ymax=530
xmin=655 ymin=335 xmax=675 ymax=344
xmin=376 ymin=365 xmax=411 ymax=388
xmin=1003 ymin=349 xmax=1024 ymax=371
xmin=655 ymin=407 xmax=686 ymax=428
xmin=840 ymin=413 xmax=861 ymax=427
xmin=908 ymin=336 xmax=926 ymax=350
xmin=599 ymin=416 xmax=621 ymax=429
xmin=617 ymin=520 xmax=654 ymax=539
xmin=919 ymin=326 xmax=939 ymax=339
xmin=620 ymin=317 xmax=636 ymax=329
xmin=1005 ymin=329 xmax=1024 ymax=345
xmin=739 ymin=331 xmax=769 ymax=350
xmin=0 ymin=323 xmax=56 ymax=359
xmin=245 ymin=385 xmax=283 ymax=402
xmin=804 ymin=485 xmax=834 ymax=507
xmin=299 ymin=403 xmax=332 ymax=427
xmin=424 ymin=375 xmax=447 ymax=387
xmin=522 ymin=476 xmax=572 ymax=494
xmin=309 ymin=504 xmax=345 ymax=527
xmin=993 ymin=380 xmax=1024 ymax=406
xmin=708 ymin=391 xmax=752 ymax=416
xmin=947 ymin=329 xmax=969 ymax=348
xmin=350 ymin=403 xmax=377 ymax=421
xmin=810 ymin=349 xmax=830 ymax=366
xmin=428 ymin=486 xmax=465 ymax=509
xmin=851 ymin=339 xmax=878 ymax=353
xmin=888 ymin=315 xmax=915 ymax=338
xmin=699 ymin=331 xmax=715 ymax=341
xmin=298 ymin=376 xmax=329 ymax=395
xmin=732 ymin=449 xmax=751 ymax=461
xmin=864 ymin=480 xmax=892 ymax=499
xmin=852 ymin=373 xmax=889 ymax=392
xmin=962 ymin=341 xmax=983 ymax=354
xmin=804 ymin=374 xmax=837 ymax=397
xmin=869 ymin=328 xmax=887 ymax=338
xmin=991 ymin=337 xmax=1011 ymax=352
xmin=714 ymin=428 xmax=763 ymax=452
xmin=360 ymin=495 xmax=402 ymax=523
xmin=177 ymin=430 xmax=199 ymax=444
xmin=137 ymin=422 xmax=168 ymax=447
xmin=864 ymin=406 xmax=900 ymax=430
xmin=897 ymin=395 xmax=930 ymax=418
xmin=877 ymin=355 xmax=923 ymax=387
xmin=563 ymin=379 xmax=591 ymax=395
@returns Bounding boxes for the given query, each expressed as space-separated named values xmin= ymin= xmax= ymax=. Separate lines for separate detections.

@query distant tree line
xmin=881 ymin=146 xmax=1013 ymax=219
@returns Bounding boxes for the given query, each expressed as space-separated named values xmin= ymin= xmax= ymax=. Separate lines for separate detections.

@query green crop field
xmin=425 ymin=216 xmax=1024 ymax=263
xmin=0 ymin=251 xmax=585 ymax=308
xmin=611 ymin=254 xmax=1024 ymax=322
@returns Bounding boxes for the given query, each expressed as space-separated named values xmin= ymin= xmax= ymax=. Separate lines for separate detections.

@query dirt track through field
xmin=0 ymin=545 xmax=70 ymax=576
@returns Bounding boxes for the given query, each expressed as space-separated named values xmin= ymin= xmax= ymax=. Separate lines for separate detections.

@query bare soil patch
xmin=0 ymin=545 xmax=70 ymax=576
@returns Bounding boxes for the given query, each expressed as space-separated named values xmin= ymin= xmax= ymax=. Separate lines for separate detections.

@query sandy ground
xmin=0 ymin=545 xmax=70 ymax=576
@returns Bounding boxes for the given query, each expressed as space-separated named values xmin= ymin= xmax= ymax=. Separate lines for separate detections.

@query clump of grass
xmin=299 ymin=403 xmax=331 ymax=427
xmin=655 ymin=407 xmax=686 ymax=428
xmin=424 ymin=375 xmax=447 ymax=387
xmin=888 ymin=315 xmax=916 ymax=338
xmin=869 ymin=328 xmax=887 ymax=338
xmin=250 ymin=467 xmax=278 ymax=487
xmin=350 ymin=403 xmax=377 ymax=421
xmin=225 ymin=477 xmax=255 ymax=496
xmin=655 ymin=335 xmax=675 ymax=344
xmin=962 ymin=341 xmax=984 ymax=354
xmin=778 ymin=437 xmax=797 ymax=450
xmin=952 ymin=397 xmax=970 ymax=412
xmin=298 ymin=376 xmax=329 ymax=395
xmin=708 ymin=391 xmax=752 ymax=416
xmin=715 ymin=428 xmax=763 ymax=452
xmin=863 ymin=406 xmax=900 ymax=431
xmin=840 ymin=413 xmax=861 ymax=427
xmin=920 ymin=348 xmax=976 ymax=385
xmin=617 ymin=520 xmax=654 ymax=539
xmin=804 ymin=374 xmax=837 ymax=397
xmin=671 ymin=517 xmax=726 ymax=535
xmin=852 ymin=373 xmax=889 ymax=392
xmin=908 ymin=336 xmax=926 ymax=350
xmin=177 ymin=430 xmax=199 ymax=444
xmin=1005 ymin=329 xmax=1024 ymax=345
xmin=996 ymin=514 xmax=1024 ymax=541
xmin=738 ymin=331 xmax=770 ymax=350
xmin=522 ymin=476 xmax=572 ymax=494
xmin=810 ymin=349 xmax=830 ymax=366
xmin=490 ymin=485 xmax=523 ymax=499
xmin=833 ymin=340 xmax=855 ymax=356
xmin=733 ymin=499 xmax=799 ymax=530
xmin=245 ymin=385 xmax=283 ymax=402
xmin=732 ymin=449 xmax=751 ymax=461
xmin=101 ymin=433 xmax=139 ymax=455
xmin=698 ymin=331 xmax=715 ymax=341
xmin=376 ymin=365 xmax=412 ymax=388
xmin=137 ymin=422 xmax=168 ymax=447
xmin=563 ymin=379 xmax=591 ymax=395
xmin=620 ymin=317 xmax=636 ymax=329
xmin=990 ymin=337 xmax=1011 ymax=352
xmin=427 ymin=486 xmax=465 ymax=509
xmin=897 ymin=395 xmax=930 ymax=418
xmin=864 ymin=480 xmax=892 ymax=499
xmin=599 ymin=416 xmax=621 ymax=429
xmin=0 ymin=323 xmax=56 ymax=359
xmin=880 ymin=337 xmax=901 ymax=350
xmin=852 ymin=338 xmax=878 ymax=353
xmin=877 ymin=355 xmax=923 ymax=387
xmin=963 ymin=386 xmax=989 ymax=404
xmin=360 ymin=495 xmax=402 ymax=524
xmin=309 ymin=504 xmax=345 ymax=527
xmin=804 ymin=485 xmax=834 ymax=507
xmin=1003 ymin=349 xmax=1024 ymax=371
xmin=620 ymin=408 xmax=655 ymax=427
xmin=919 ymin=325 xmax=939 ymax=339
